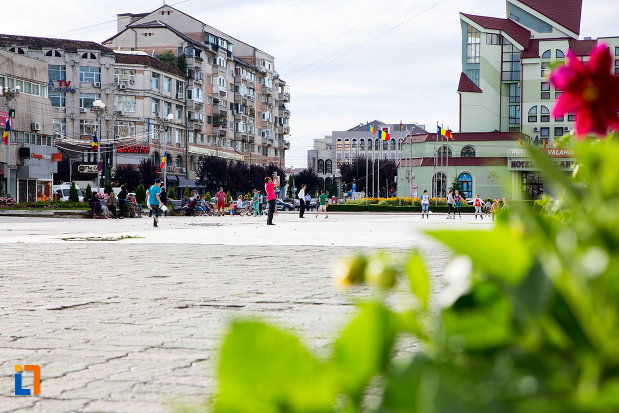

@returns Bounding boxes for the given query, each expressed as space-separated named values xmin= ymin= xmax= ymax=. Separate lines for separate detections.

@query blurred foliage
xmin=180 ymin=135 xmax=619 ymax=412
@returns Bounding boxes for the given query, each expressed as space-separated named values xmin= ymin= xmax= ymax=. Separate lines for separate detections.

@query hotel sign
xmin=508 ymin=158 xmax=575 ymax=171
xmin=510 ymin=148 xmax=574 ymax=157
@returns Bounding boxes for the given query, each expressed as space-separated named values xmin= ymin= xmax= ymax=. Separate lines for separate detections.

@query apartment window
xmin=540 ymin=105 xmax=550 ymax=122
xmin=188 ymin=131 xmax=195 ymax=144
xmin=113 ymin=95 xmax=136 ymax=113
xmin=151 ymin=99 xmax=159 ymax=115
xmin=554 ymin=127 xmax=565 ymax=138
xmin=509 ymin=105 xmax=520 ymax=125
xmin=151 ymin=73 xmax=160 ymax=90
xmin=540 ymin=127 xmax=549 ymax=138
xmin=163 ymin=101 xmax=172 ymax=117
xmin=52 ymin=119 xmax=66 ymax=136
xmin=175 ymin=129 xmax=183 ymax=144
xmin=176 ymin=80 xmax=184 ymax=96
xmin=509 ymin=83 xmax=520 ymax=103
xmin=79 ymin=66 xmax=100 ymax=83
xmin=79 ymin=119 xmax=98 ymax=136
xmin=114 ymin=69 xmax=135 ymax=87
xmin=502 ymin=39 xmax=521 ymax=81
xmin=207 ymin=115 xmax=213 ymax=125
xmin=49 ymin=92 xmax=66 ymax=108
xmin=486 ymin=33 xmax=501 ymax=45
xmin=163 ymin=76 xmax=171 ymax=93
xmin=48 ymin=65 xmax=66 ymax=82
xmin=79 ymin=93 xmax=101 ymax=109
xmin=466 ymin=69 xmax=480 ymax=87
xmin=528 ymin=106 xmax=538 ymax=122
xmin=542 ymin=50 xmax=551 ymax=59
xmin=466 ymin=25 xmax=480 ymax=63
xmin=175 ymin=105 xmax=183 ymax=120
xmin=81 ymin=52 xmax=96 ymax=59
xmin=114 ymin=121 xmax=135 ymax=138
xmin=541 ymin=82 xmax=551 ymax=99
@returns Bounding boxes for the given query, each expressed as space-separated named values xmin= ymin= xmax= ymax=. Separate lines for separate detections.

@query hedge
xmin=328 ymin=204 xmax=475 ymax=213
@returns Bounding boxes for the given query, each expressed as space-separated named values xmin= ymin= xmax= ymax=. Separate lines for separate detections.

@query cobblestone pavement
xmin=0 ymin=213 xmax=491 ymax=412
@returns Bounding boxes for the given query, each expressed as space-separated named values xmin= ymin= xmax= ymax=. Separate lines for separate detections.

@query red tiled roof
xmin=515 ymin=0 xmax=582 ymax=35
xmin=461 ymin=13 xmax=531 ymax=48
xmin=399 ymin=157 xmax=508 ymax=167
xmin=568 ymin=38 xmax=597 ymax=56
xmin=0 ymin=34 xmax=112 ymax=53
xmin=403 ymin=132 xmax=523 ymax=144
xmin=521 ymin=38 xmax=540 ymax=59
xmin=114 ymin=53 xmax=185 ymax=78
xmin=458 ymin=72 xmax=482 ymax=93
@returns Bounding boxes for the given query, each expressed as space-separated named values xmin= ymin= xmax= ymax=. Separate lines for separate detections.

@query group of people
xmin=90 ymin=184 xmax=141 ymax=219
xmin=420 ymin=189 xmax=505 ymax=221
xmin=297 ymin=185 xmax=328 ymax=219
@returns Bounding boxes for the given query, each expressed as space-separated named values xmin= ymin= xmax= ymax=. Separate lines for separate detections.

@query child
xmin=453 ymin=190 xmax=463 ymax=219
xmin=490 ymin=198 xmax=500 ymax=221
xmin=473 ymin=194 xmax=483 ymax=220
xmin=253 ymin=190 xmax=261 ymax=216
xmin=229 ymin=200 xmax=235 ymax=216
xmin=316 ymin=190 xmax=328 ymax=219
xmin=446 ymin=189 xmax=454 ymax=219
xmin=237 ymin=196 xmax=243 ymax=214
xmin=421 ymin=190 xmax=430 ymax=218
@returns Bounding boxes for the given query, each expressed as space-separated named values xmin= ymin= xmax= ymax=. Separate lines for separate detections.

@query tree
xmin=104 ymin=182 xmax=114 ymax=195
xmin=167 ymin=187 xmax=175 ymax=200
xmin=205 ymin=192 xmax=211 ymax=203
xmin=85 ymin=184 xmax=93 ymax=201
xmin=69 ymin=182 xmax=79 ymax=202
xmin=176 ymin=53 xmax=187 ymax=73
xmin=139 ymin=159 xmax=159 ymax=188
xmin=135 ymin=184 xmax=146 ymax=205
xmin=196 ymin=156 xmax=230 ymax=194
xmin=449 ymin=177 xmax=461 ymax=193
xmin=226 ymin=191 xmax=232 ymax=203
xmin=184 ymin=186 xmax=190 ymax=197
xmin=294 ymin=169 xmax=319 ymax=194
xmin=340 ymin=158 xmax=397 ymax=197
xmin=113 ymin=165 xmax=141 ymax=192
xmin=327 ymin=181 xmax=338 ymax=198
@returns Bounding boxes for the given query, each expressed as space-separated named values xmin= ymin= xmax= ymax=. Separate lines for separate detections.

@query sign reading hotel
xmin=48 ymin=80 xmax=76 ymax=93
xmin=508 ymin=158 xmax=575 ymax=171
xmin=117 ymin=145 xmax=150 ymax=154
xmin=510 ymin=148 xmax=575 ymax=157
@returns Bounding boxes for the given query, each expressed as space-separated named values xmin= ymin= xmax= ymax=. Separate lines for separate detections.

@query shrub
xmin=184 ymin=186 xmax=190 ymax=197
xmin=168 ymin=187 xmax=175 ymax=200
xmin=204 ymin=192 xmax=211 ymax=203
xmin=84 ymin=184 xmax=92 ymax=201
xmin=135 ymin=184 xmax=146 ymax=205
xmin=104 ymin=182 xmax=114 ymax=195
xmin=226 ymin=191 xmax=231 ymax=203
xmin=69 ymin=182 xmax=80 ymax=202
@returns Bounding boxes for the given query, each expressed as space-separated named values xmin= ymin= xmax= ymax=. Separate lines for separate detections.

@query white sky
xmin=3 ymin=0 xmax=618 ymax=168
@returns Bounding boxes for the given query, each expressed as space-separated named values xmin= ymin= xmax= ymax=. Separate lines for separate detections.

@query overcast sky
xmin=3 ymin=0 xmax=618 ymax=168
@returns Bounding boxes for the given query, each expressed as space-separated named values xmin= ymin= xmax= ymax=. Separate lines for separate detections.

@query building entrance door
xmin=521 ymin=172 xmax=543 ymax=199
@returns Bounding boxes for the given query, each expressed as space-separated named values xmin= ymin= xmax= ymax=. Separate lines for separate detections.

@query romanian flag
xmin=366 ymin=122 xmax=375 ymax=134
xmin=437 ymin=126 xmax=454 ymax=140
xmin=160 ymin=152 xmax=167 ymax=169
xmin=379 ymin=130 xmax=391 ymax=141
xmin=91 ymin=134 xmax=98 ymax=150
xmin=400 ymin=121 xmax=404 ymax=131
xmin=2 ymin=118 xmax=11 ymax=145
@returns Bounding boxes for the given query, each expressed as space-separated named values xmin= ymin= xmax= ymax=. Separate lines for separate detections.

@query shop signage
xmin=48 ymin=80 xmax=76 ymax=93
xmin=117 ymin=145 xmax=150 ymax=154
xmin=30 ymin=153 xmax=61 ymax=161
xmin=0 ymin=111 xmax=7 ymax=125
xmin=510 ymin=148 xmax=574 ymax=157
xmin=77 ymin=164 xmax=98 ymax=174
xmin=508 ymin=158 xmax=575 ymax=171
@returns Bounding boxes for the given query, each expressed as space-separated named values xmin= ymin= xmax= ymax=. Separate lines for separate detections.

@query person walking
xmin=454 ymin=190 xmax=463 ymax=219
xmin=491 ymin=198 xmax=501 ymax=221
xmin=473 ymin=194 xmax=483 ymax=220
xmin=265 ymin=177 xmax=276 ymax=225
xmin=446 ymin=189 xmax=454 ymax=219
xmin=215 ymin=187 xmax=226 ymax=216
xmin=252 ymin=189 xmax=261 ymax=216
xmin=160 ymin=186 xmax=168 ymax=217
xmin=316 ymin=190 xmax=328 ymax=219
xmin=298 ymin=184 xmax=307 ymax=218
xmin=118 ymin=184 xmax=127 ymax=219
xmin=421 ymin=189 xmax=430 ymax=219
xmin=148 ymin=179 xmax=164 ymax=227
xmin=304 ymin=193 xmax=312 ymax=211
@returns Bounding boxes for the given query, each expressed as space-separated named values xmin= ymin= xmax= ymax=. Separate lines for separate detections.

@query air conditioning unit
xmin=564 ymin=126 xmax=570 ymax=131
xmin=116 ymin=110 xmax=123 ymax=116
xmin=80 ymin=108 xmax=86 ymax=113
xmin=94 ymin=82 xmax=101 ymax=87
xmin=31 ymin=122 xmax=41 ymax=131
xmin=119 ymin=84 xmax=127 ymax=90
xmin=176 ymin=92 xmax=183 ymax=99
xmin=533 ymin=127 xmax=539 ymax=132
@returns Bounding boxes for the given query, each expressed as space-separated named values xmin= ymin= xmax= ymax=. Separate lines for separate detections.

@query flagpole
xmin=434 ymin=122 xmax=438 ymax=201
xmin=378 ymin=133 xmax=381 ymax=198
xmin=446 ymin=126 xmax=449 ymax=196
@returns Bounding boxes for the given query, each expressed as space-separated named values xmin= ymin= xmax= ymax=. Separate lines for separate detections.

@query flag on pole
xmin=366 ymin=122 xmax=375 ymax=134
xmin=400 ymin=121 xmax=403 ymax=131
xmin=379 ymin=130 xmax=391 ymax=141
xmin=437 ymin=126 xmax=454 ymax=140
xmin=2 ymin=118 xmax=11 ymax=145
xmin=91 ymin=133 xmax=98 ymax=150
xmin=160 ymin=152 xmax=167 ymax=169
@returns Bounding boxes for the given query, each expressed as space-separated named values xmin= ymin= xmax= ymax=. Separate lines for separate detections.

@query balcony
xmin=213 ymin=105 xmax=227 ymax=117
xmin=278 ymin=91 xmax=291 ymax=102
xmin=284 ymin=140 xmax=290 ymax=150
xmin=278 ymin=106 xmax=290 ymax=117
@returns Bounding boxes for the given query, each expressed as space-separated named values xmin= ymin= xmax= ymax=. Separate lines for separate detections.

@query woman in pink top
xmin=265 ymin=177 xmax=276 ymax=225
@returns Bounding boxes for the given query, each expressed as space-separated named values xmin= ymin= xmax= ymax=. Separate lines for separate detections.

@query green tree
xmin=85 ymin=184 xmax=92 ymax=201
xmin=184 ymin=186 xmax=190 ymax=197
xmin=104 ymin=182 xmax=113 ymax=195
xmin=158 ymin=50 xmax=177 ymax=67
xmin=69 ymin=182 xmax=80 ymax=202
xmin=226 ymin=191 xmax=231 ymax=203
xmin=449 ymin=177 xmax=461 ymax=192
xmin=204 ymin=192 xmax=211 ymax=203
xmin=135 ymin=184 xmax=146 ymax=205
xmin=167 ymin=186 xmax=175 ymax=200
xmin=176 ymin=53 xmax=187 ymax=73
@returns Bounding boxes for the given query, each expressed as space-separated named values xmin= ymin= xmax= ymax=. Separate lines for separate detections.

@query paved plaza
xmin=0 ymin=212 xmax=491 ymax=412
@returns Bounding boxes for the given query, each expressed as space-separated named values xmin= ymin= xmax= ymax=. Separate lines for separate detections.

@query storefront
xmin=16 ymin=144 xmax=61 ymax=202
xmin=508 ymin=148 xmax=575 ymax=200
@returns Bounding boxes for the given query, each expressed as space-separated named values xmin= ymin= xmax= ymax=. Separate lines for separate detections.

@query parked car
xmin=53 ymin=183 xmax=84 ymax=202
xmin=276 ymin=199 xmax=295 ymax=211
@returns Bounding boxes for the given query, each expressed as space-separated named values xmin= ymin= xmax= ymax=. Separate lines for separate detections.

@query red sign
xmin=0 ymin=111 xmax=7 ymax=125
xmin=117 ymin=145 xmax=150 ymax=154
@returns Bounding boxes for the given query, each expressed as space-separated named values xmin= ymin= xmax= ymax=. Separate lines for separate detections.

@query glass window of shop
xmin=18 ymin=179 xmax=51 ymax=203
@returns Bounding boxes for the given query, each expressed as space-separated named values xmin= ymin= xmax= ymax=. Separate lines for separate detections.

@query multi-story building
xmin=104 ymin=4 xmax=290 ymax=171
xmin=398 ymin=0 xmax=618 ymax=200
xmin=0 ymin=49 xmax=58 ymax=200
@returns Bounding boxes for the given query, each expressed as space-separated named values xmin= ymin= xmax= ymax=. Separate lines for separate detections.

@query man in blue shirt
xmin=149 ymin=178 xmax=163 ymax=227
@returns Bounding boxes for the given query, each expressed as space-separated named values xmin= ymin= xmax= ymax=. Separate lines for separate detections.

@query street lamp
xmin=92 ymin=99 xmax=106 ymax=190
xmin=1 ymin=85 xmax=20 ymax=197
xmin=159 ymin=113 xmax=174 ymax=188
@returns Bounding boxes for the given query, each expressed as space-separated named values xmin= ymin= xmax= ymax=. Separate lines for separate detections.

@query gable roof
xmin=103 ymin=20 xmax=204 ymax=50
xmin=522 ymin=37 xmax=596 ymax=59
xmin=461 ymin=13 xmax=531 ymax=48
xmin=0 ymin=34 xmax=112 ymax=54
xmin=457 ymin=72 xmax=482 ymax=93
xmin=114 ymin=52 xmax=185 ymax=78
xmin=514 ymin=0 xmax=582 ymax=35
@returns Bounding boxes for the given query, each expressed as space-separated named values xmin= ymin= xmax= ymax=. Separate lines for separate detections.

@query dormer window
xmin=9 ymin=47 xmax=25 ymax=55
xmin=81 ymin=52 xmax=97 ymax=59
xmin=46 ymin=50 xmax=62 ymax=57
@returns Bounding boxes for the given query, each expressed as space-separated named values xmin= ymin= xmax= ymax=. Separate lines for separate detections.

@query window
xmin=509 ymin=83 xmax=520 ymax=103
xmin=188 ymin=132 xmax=195 ymax=144
xmin=567 ymin=114 xmax=576 ymax=122
xmin=163 ymin=101 xmax=172 ymax=117
xmin=114 ymin=69 xmax=135 ymax=87
xmin=79 ymin=119 xmax=98 ymax=136
xmin=151 ymin=99 xmax=159 ymax=115
xmin=352 ymin=139 xmax=357 ymax=149
xmin=336 ymin=139 xmax=342 ymax=151
xmin=556 ymin=49 xmax=565 ymax=59
xmin=48 ymin=65 xmax=66 ymax=82
xmin=114 ymin=121 xmax=135 ymax=138
xmin=81 ymin=52 xmax=96 ymax=59
xmin=466 ymin=69 xmax=480 ymax=87
xmin=540 ymin=127 xmax=550 ymax=138
xmin=540 ymin=105 xmax=550 ymax=122
xmin=79 ymin=93 xmax=100 ymax=109
xmin=151 ymin=73 xmax=160 ymax=90
xmin=432 ymin=172 xmax=447 ymax=198
xmin=325 ymin=159 xmax=333 ymax=174
xmin=46 ymin=50 xmax=62 ymax=57
xmin=79 ymin=66 xmax=100 ymax=83
xmin=49 ymin=92 xmax=66 ymax=107
xmin=554 ymin=127 xmax=565 ymax=137
xmin=176 ymin=80 xmax=184 ymax=97
xmin=359 ymin=139 xmax=365 ymax=150
xmin=541 ymin=82 xmax=550 ymax=99
xmin=542 ymin=50 xmax=551 ymax=59
xmin=390 ymin=140 xmax=396 ymax=150
xmin=458 ymin=173 xmax=473 ymax=199
xmin=461 ymin=146 xmax=476 ymax=157
xmin=114 ymin=95 xmax=136 ymax=113
xmin=163 ymin=76 xmax=171 ymax=93
xmin=52 ymin=119 xmax=66 ymax=137
xmin=317 ymin=159 xmax=325 ymax=173
xmin=344 ymin=139 xmax=350 ymax=151
xmin=375 ymin=139 xmax=380 ymax=150
xmin=9 ymin=47 xmax=25 ymax=54
xmin=466 ymin=25 xmax=480 ymax=63
xmin=528 ymin=106 xmax=538 ymax=122
xmin=176 ymin=155 xmax=182 ymax=168
xmin=486 ymin=33 xmax=501 ymax=45
xmin=175 ymin=129 xmax=183 ymax=145
xmin=541 ymin=62 xmax=550 ymax=77
xmin=437 ymin=145 xmax=452 ymax=158
xmin=502 ymin=39 xmax=521 ymax=81
xmin=509 ymin=105 xmax=521 ymax=125
xmin=175 ymin=105 xmax=183 ymax=120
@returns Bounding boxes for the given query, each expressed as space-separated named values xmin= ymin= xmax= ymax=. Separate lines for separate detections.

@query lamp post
xmin=1 ymin=86 xmax=20 ymax=197
xmin=92 ymin=99 xmax=106 ymax=190
xmin=159 ymin=113 xmax=174 ymax=189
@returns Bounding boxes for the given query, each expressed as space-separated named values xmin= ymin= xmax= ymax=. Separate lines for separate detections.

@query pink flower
xmin=550 ymin=43 xmax=619 ymax=138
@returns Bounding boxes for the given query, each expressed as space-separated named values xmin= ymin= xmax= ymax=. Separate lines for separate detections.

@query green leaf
xmin=215 ymin=320 xmax=335 ymax=413
xmin=331 ymin=302 xmax=397 ymax=405
xmin=407 ymin=250 xmax=430 ymax=309
xmin=427 ymin=227 xmax=532 ymax=284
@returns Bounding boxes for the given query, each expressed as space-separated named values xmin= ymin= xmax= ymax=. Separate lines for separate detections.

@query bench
xmin=169 ymin=199 xmax=185 ymax=216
